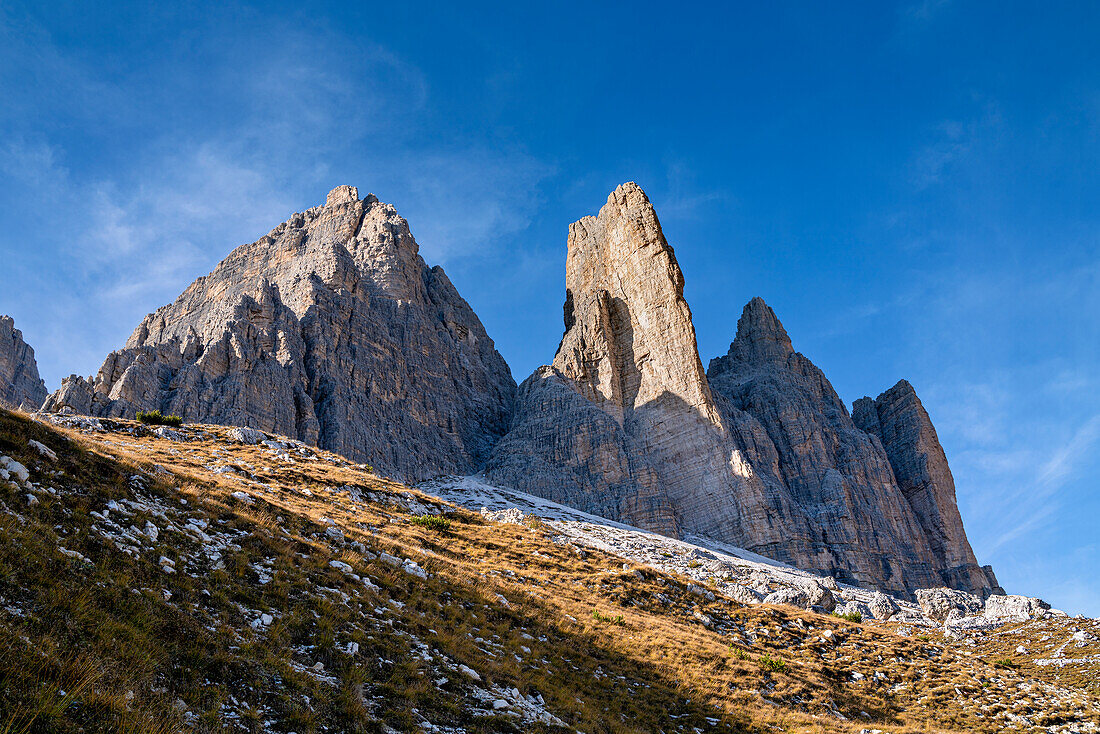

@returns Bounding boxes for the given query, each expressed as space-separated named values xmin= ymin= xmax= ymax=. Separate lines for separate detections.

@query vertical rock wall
xmin=0 ymin=316 xmax=48 ymax=410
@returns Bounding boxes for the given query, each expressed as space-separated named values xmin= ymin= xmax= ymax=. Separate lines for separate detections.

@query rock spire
xmin=487 ymin=183 xmax=752 ymax=536
xmin=0 ymin=316 xmax=48 ymax=410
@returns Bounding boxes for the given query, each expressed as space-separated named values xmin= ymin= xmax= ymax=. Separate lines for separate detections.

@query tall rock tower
xmin=0 ymin=316 xmax=48 ymax=410
xmin=853 ymin=382 xmax=1001 ymax=595
xmin=487 ymin=183 xmax=758 ymax=536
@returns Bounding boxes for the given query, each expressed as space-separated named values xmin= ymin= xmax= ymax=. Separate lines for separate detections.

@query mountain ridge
xmin=16 ymin=181 xmax=995 ymax=599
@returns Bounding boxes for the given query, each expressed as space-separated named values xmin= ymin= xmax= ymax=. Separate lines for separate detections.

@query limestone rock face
xmin=853 ymin=381 xmax=999 ymax=597
xmin=42 ymin=186 xmax=516 ymax=482
xmin=0 ymin=316 xmax=48 ymax=409
xmin=983 ymin=594 xmax=1050 ymax=620
xmin=708 ymin=298 xmax=946 ymax=595
xmin=487 ymin=183 xmax=993 ymax=600
xmin=486 ymin=183 xmax=754 ymax=535
xmin=915 ymin=587 xmax=983 ymax=623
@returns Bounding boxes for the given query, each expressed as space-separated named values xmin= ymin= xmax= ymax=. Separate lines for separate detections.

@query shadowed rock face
xmin=853 ymin=382 xmax=1001 ymax=596
xmin=42 ymin=186 xmax=516 ymax=482
xmin=0 ymin=316 xmax=48 ymax=410
xmin=709 ymin=299 xmax=996 ymax=598
xmin=707 ymin=299 xmax=950 ymax=595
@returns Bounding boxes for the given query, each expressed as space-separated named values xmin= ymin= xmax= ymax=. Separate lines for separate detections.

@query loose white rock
xmin=28 ymin=440 xmax=57 ymax=461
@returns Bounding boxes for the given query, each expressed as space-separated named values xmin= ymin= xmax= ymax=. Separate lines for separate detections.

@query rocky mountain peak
xmin=554 ymin=180 xmax=710 ymax=420
xmin=854 ymin=379 xmax=999 ymax=596
xmin=325 ymin=184 xmax=359 ymax=207
xmin=0 ymin=316 xmax=48 ymax=410
xmin=488 ymin=182 xmax=746 ymax=537
xmin=726 ymin=296 xmax=795 ymax=366
xmin=42 ymin=185 xmax=516 ymax=482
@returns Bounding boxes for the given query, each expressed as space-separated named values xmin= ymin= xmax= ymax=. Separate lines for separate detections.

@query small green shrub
xmin=687 ymin=560 xmax=702 ymax=569
xmin=728 ymin=644 xmax=748 ymax=661
xmin=832 ymin=611 xmax=863 ymax=623
xmin=993 ymin=658 xmax=1019 ymax=670
xmin=592 ymin=610 xmax=625 ymax=626
xmin=136 ymin=410 xmax=183 ymax=427
xmin=410 ymin=515 xmax=451 ymax=533
xmin=757 ymin=654 xmax=787 ymax=673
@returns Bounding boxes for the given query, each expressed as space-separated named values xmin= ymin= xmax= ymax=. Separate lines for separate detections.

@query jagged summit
xmin=707 ymin=297 xmax=996 ymax=597
xmin=488 ymin=181 xmax=745 ymax=537
xmin=42 ymin=186 xmax=516 ymax=482
xmin=0 ymin=315 xmax=48 ymax=410
xmin=721 ymin=296 xmax=795 ymax=366
xmin=854 ymin=379 xmax=1002 ymax=596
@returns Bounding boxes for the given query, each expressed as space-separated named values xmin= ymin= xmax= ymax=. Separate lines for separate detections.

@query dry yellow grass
xmin=0 ymin=408 xmax=1095 ymax=733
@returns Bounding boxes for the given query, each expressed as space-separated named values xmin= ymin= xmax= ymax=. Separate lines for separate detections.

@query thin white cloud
xmin=0 ymin=13 xmax=554 ymax=389
xmin=1036 ymin=414 xmax=1100 ymax=489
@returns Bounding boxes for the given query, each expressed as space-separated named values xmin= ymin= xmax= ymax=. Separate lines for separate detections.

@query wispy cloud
xmin=902 ymin=0 xmax=953 ymax=24
xmin=909 ymin=106 xmax=1004 ymax=189
xmin=1035 ymin=414 xmax=1100 ymax=490
xmin=657 ymin=159 xmax=730 ymax=221
xmin=0 ymin=11 xmax=553 ymax=387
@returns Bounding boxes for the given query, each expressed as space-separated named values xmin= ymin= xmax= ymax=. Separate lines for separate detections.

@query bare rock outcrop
xmin=486 ymin=183 xmax=754 ymax=535
xmin=853 ymin=382 xmax=1001 ymax=597
xmin=915 ymin=587 xmax=983 ymax=623
xmin=983 ymin=594 xmax=1050 ymax=620
xmin=0 ymin=316 xmax=48 ymax=410
xmin=707 ymin=298 xmax=947 ymax=595
xmin=42 ymin=186 xmax=516 ymax=482
xmin=488 ymin=183 xmax=995 ymax=599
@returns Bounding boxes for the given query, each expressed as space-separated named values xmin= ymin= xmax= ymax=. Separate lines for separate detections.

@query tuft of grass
xmin=832 ymin=611 xmax=863 ymax=623
xmin=757 ymin=654 xmax=787 ymax=673
xmin=592 ymin=609 xmax=625 ymax=626
xmin=135 ymin=410 xmax=183 ymax=427
xmin=993 ymin=658 xmax=1019 ymax=670
xmin=728 ymin=644 xmax=748 ymax=661
xmin=409 ymin=515 xmax=451 ymax=533
xmin=522 ymin=515 xmax=546 ymax=532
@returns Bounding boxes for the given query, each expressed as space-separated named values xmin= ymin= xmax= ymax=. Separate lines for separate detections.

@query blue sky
xmin=1 ymin=1 xmax=1097 ymax=614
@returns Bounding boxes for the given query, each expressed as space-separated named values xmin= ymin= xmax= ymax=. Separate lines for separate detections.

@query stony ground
xmin=0 ymin=408 xmax=1096 ymax=733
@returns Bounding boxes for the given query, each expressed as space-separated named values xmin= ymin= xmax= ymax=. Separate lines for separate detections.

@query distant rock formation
xmin=43 ymin=186 xmax=516 ymax=482
xmin=853 ymin=381 xmax=1003 ymax=595
xmin=488 ymin=183 xmax=995 ymax=598
xmin=0 ymin=316 xmax=47 ymax=410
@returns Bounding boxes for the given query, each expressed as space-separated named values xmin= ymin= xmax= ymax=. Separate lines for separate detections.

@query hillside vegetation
xmin=0 ymin=408 xmax=1096 ymax=733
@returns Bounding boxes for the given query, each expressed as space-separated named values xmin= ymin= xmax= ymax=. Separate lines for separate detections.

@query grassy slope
xmin=0 ymin=408 xmax=1095 ymax=733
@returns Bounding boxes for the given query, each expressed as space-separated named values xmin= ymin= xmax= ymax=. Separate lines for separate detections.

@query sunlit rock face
xmin=487 ymin=183 xmax=755 ymax=536
xmin=708 ymin=299 xmax=945 ymax=595
xmin=42 ymin=186 xmax=516 ymax=483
